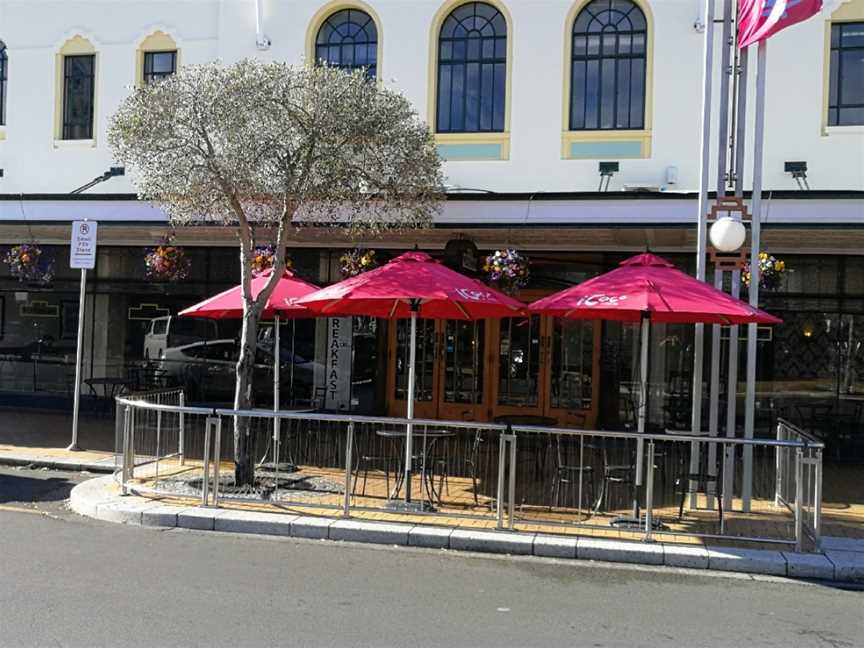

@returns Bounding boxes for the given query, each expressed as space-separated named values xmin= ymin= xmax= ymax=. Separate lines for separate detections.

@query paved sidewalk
xmin=70 ymin=474 xmax=864 ymax=583
xmin=0 ymin=444 xmax=116 ymax=472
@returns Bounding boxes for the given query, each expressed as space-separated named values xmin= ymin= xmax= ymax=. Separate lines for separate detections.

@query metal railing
xmin=114 ymin=395 xmax=825 ymax=552
xmin=775 ymin=418 xmax=823 ymax=551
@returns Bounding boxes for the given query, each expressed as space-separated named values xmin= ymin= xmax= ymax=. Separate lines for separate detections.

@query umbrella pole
xmin=290 ymin=319 xmax=296 ymax=405
xmin=274 ymin=315 xmax=281 ymax=489
xmin=634 ymin=315 xmax=650 ymax=519
xmin=404 ymin=306 xmax=418 ymax=505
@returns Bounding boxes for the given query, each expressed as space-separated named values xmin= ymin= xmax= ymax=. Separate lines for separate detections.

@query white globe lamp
xmin=709 ymin=216 xmax=746 ymax=253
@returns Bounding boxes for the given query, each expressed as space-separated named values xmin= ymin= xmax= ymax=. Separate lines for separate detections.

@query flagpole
xmin=742 ymin=39 xmax=767 ymax=511
xmin=690 ymin=0 xmax=716 ymax=508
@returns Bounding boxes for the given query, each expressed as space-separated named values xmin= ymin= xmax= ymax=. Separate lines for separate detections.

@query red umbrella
xmin=299 ymin=251 xmax=527 ymax=507
xmin=179 ymin=269 xmax=319 ymax=321
xmin=297 ymin=251 xmax=527 ymax=320
xmin=529 ymin=253 xmax=781 ymax=325
xmin=529 ymin=253 xmax=782 ymax=524
xmin=179 ymin=269 xmax=320 ymax=414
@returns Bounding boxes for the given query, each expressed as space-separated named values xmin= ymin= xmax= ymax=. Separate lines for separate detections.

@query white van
xmin=143 ymin=316 xmax=219 ymax=360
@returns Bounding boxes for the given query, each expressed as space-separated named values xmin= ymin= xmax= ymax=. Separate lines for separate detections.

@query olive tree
xmin=109 ymin=60 xmax=443 ymax=485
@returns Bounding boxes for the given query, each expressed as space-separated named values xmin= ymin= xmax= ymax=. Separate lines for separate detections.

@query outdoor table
xmin=375 ymin=428 xmax=456 ymax=506
xmin=85 ymin=377 xmax=133 ymax=416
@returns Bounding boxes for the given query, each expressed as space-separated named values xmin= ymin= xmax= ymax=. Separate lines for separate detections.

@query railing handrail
xmin=115 ymin=395 xmax=824 ymax=450
xmin=776 ymin=417 xmax=824 ymax=447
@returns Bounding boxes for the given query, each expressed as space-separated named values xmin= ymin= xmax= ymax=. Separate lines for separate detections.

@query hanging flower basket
xmin=484 ymin=248 xmax=530 ymax=294
xmin=340 ymin=247 xmax=378 ymax=278
xmin=144 ymin=238 xmax=190 ymax=282
xmin=250 ymin=244 xmax=292 ymax=276
xmin=742 ymin=252 xmax=785 ymax=292
xmin=4 ymin=243 xmax=54 ymax=284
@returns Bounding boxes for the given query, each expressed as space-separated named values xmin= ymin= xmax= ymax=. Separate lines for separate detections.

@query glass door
xmin=492 ymin=315 xmax=545 ymax=420
xmin=386 ymin=318 xmax=439 ymax=418
xmin=438 ymin=320 xmax=487 ymax=421
xmin=545 ymin=318 xmax=599 ymax=427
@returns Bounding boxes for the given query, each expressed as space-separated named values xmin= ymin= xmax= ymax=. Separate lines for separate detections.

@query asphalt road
xmin=0 ymin=466 xmax=861 ymax=648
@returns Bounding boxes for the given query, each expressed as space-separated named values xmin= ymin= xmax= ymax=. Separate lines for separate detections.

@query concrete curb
xmin=69 ymin=475 xmax=864 ymax=583
xmin=0 ymin=454 xmax=116 ymax=474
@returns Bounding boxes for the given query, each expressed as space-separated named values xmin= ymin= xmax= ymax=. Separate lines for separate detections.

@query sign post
xmin=68 ymin=220 xmax=97 ymax=451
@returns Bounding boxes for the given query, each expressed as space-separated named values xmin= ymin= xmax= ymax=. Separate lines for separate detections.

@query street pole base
xmin=66 ymin=443 xmax=81 ymax=452
xmin=385 ymin=500 xmax=434 ymax=513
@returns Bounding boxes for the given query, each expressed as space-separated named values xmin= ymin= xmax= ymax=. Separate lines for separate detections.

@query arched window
xmin=569 ymin=0 xmax=647 ymax=131
xmin=436 ymin=2 xmax=507 ymax=133
xmin=315 ymin=9 xmax=378 ymax=79
xmin=0 ymin=41 xmax=7 ymax=126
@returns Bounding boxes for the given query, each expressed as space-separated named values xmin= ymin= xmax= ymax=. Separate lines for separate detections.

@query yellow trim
xmin=0 ymin=128 xmax=6 ymax=141
xmin=426 ymin=0 xmax=513 ymax=159
xmin=136 ymin=31 xmax=179 ymax=88
xmin=821 ymin=0 xmax=864 ymax=134
xmin=560 ymin=128 xmax=651 ymax=158
xmin=435 ymin=131 xmax=511 ymax=159
xmin=560 ymin=0 xmax=654 ymax=159
xmin=305 ymin=0 xmax=384 ymax=79
xmin=54 ymin=35 xmax=97 ymax=145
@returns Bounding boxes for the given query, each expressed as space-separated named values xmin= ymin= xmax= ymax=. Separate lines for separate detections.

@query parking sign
xmin=70 ymin=221 xmax=98 ymax=269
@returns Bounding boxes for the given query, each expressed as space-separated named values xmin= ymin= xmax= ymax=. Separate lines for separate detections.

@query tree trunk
xmin=233 ymin=308 xmax=259 ymax=486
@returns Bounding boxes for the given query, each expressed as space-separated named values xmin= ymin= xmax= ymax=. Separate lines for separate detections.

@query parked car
xmin=158 ymin=339 xmax=317 ymax=406
xmin=143 ymin=316 xmax=219 ymax=361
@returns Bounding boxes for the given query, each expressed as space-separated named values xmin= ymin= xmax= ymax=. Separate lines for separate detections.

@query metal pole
xmin=508 ymin=433 xmax=516 ymax=530
xmin=155 ymin=409 xmax=162 ymax=484
xmin=794 ymin=447 xmax=803 ymax=552
xmin=705 ymin=270 xmax=723 ymax=510
xmin=179 ymin=392 xmax=186 ymax=465
xmin=273 ymin=314 xmax=281 ymax=491
xmin=691 ymin=0 xmax=716 ymax=487
xmin=496 ymin=432 xmax=506 ymax=529
xmin=814 ymin=448 xmax=822 ymax=544
xmin=723 ymin=271 xmax=741 ymax=511
xmin=404 ymin=305 xmax=418 ymax=504
xmin=644 ymin=440 xmax=655 ymax=541
xmin=68 ymin=267 xmax=87 ymax=451
xmin=743 ymin=41 xmax=767 ymax=511
xmin=121 ymin=405 xmax=131 ymax=495
xmin=343 ymin=421 xmax=354 ymax=517
xmin=774 ymin=421 xmax=783 ymax=507
xmin=716 ymin=0 xmax=733 ymax=198
xmin=213 ymin=416 xmax=222 ymax=507
xmin=202 ymin=417 xmax=212 ymax=506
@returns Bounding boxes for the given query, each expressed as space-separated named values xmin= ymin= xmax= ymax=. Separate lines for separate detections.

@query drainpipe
xmin=255 ymin=0 xmax=271 ymax=50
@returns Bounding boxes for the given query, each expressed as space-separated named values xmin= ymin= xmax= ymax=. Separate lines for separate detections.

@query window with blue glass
xmin=829 ymin=22 xmax=864 ymax=126
xmin=315 ymin=9 xmax=378 ymax=79
xmin=0 ymin=41 xmax=6 ymax=126
xmin=569 ymin=0 xmax=647 ymax=131
xmin=436 ymin=2 xmax=507 ymax=133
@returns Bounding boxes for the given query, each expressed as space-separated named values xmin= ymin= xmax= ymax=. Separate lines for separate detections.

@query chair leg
xmin=678 ymin=486 xmax=686 ymax=521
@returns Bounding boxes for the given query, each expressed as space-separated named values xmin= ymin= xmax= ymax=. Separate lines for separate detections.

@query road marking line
xmin=0 ymin=504 xmax=44 ymax=515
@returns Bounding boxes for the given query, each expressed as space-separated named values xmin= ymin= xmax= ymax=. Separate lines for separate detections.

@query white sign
xmin=70 ymin=221 xmax=98 ymax=269
xmin=324 ymin=317 xmax=353 ymax=411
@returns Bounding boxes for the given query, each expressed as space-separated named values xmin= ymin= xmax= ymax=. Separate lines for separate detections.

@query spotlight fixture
xmin=598 ymin=161 xmax=619 ymax=192
xmin=70 ymin=166 xmax=126 ymax=194
xmin=784 ymin=161 xmax=810 ymax=190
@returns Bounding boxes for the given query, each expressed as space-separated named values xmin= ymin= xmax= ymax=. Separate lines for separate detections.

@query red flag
xmin=738 ymin=0 xmax=823 ymax=48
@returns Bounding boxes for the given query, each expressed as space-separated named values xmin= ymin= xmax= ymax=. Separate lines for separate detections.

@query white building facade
xmin=0 ymin=0 xmax=861 ymax=431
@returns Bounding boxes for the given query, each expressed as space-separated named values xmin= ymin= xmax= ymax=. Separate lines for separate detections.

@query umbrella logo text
xmin=577 ymin=294 xmax=629 ymax=307
xmin=455 ymin=288 xmax=494 ymax=302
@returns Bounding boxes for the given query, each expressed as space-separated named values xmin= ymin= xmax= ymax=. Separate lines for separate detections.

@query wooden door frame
xmin=384 ymin=318 xmax=440 ymax=419
xmin=436 ymin=319 xmax=491 ymax=422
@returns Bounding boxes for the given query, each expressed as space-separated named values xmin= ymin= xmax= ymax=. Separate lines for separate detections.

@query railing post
xmin=794 ymin=447 xmax=804 ymax=552
xmin=155 ymin=409 xmax=162 ymax=485
xmin=343 ymin=422 xmax=354 ymax=518
xmin=212 ymin=416 xmax=222 ymax=507
xmin=496 ymin=431 xmax=506 ymax=529
xmin=178 ymin=392 xmax=186 ymax=466
xmin=644 ymin=440 xmax=655 ymax=541
xmin=128 ymin=407 xmax=136 ymax=481
xmin=121 ymin=405 xmax=131 ymax=495
xmin=508 ymin=431 xmax=517 ymax=531
xmin=202 ymin=417 xmax=213 ymax=507
xmin=813 ymin=448 xmax=822 ymax=547
xmin=774 ymin=421 xmax=783 ymax=507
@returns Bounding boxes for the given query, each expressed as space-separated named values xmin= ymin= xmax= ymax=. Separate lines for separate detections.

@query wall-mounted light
xmin=70 ymin=166 xmax=125 ymax=194
xmin=802 ymin=320 xmax=815 ymax=338
xmin=598 ymin=161 xmax=619 ymax=192
xmin=784 ymin=161 xmax=810 ymax=190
